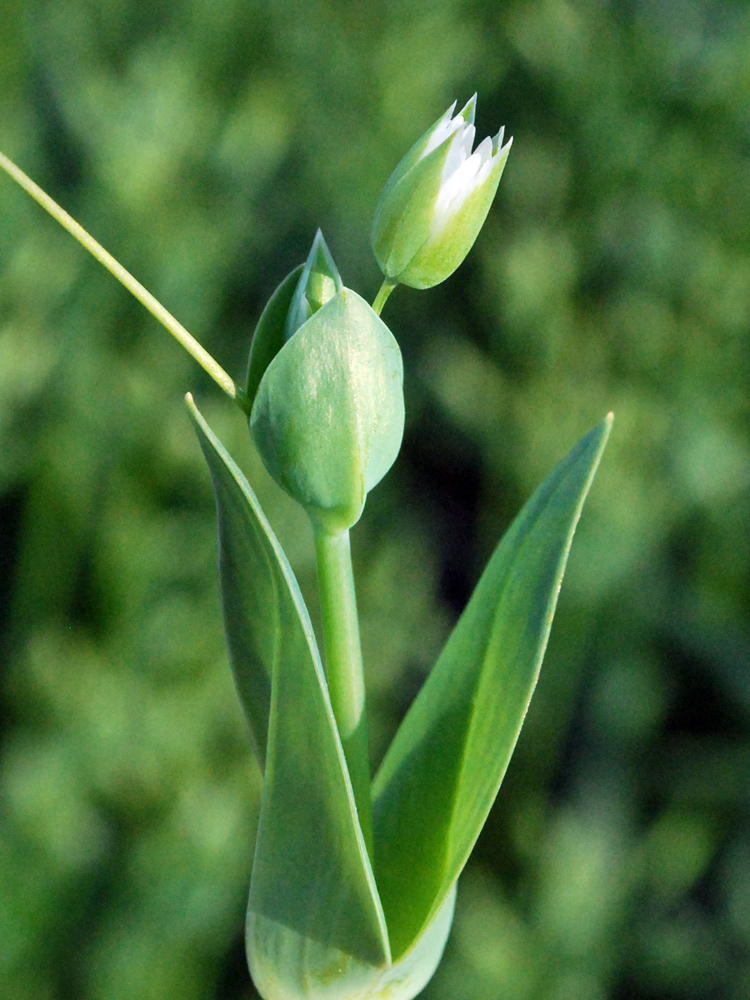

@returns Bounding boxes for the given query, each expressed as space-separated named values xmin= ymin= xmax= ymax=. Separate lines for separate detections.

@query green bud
xmin=249 ymin=233 xmax=404 ymax=533
xmin=371 ymin=96 xmax=512 ymax=290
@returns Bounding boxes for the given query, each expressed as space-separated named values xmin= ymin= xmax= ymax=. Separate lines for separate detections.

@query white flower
xmin=372 ymin=96 xmax=513 ymax=289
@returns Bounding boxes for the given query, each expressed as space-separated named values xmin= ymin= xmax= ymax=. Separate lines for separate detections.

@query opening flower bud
xmin=284 ymin=228 xmax=343 ymax=339
xmin=248 ymin=233 xmax=405 ymax=533
xmin=371 ymin=95 xmax=512 ymax=290
xmin=245 ymin=230 xmax=343 ymax=408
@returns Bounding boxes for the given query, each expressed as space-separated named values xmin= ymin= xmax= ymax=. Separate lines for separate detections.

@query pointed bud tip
xmin=492 ymin=127 xmax=513 ymax=152
xmin=310 ymin=228 xmax=331 ymax=256
xmin=493 ymin=132 xmax=513 ymax=162
xmin=459 ymin=94 xmax=477 ymax=125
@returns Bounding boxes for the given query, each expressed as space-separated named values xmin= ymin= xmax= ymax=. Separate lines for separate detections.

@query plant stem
xmin=372 ymin=278 xmax=396 ymax=316
xmin=313 ymin=526 xmax=373 ymax=859
xmin=0 ymin=150 xmax=251 ymax=414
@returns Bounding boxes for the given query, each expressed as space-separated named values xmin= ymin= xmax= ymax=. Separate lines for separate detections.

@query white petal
xmin=475 ymin=157 xmax=494 ymax=188
xmin=432 ymin=146 xmax=485 ymax=234
xmin=460 ymin=123 xmax=476 ymax=160
xmin=474 ymin=135 xmax=493 ymax=166
xmin=440 ymin=123 xmax=474 ymax=185
xmin=422 ymin=102 xmax=462 ymax=159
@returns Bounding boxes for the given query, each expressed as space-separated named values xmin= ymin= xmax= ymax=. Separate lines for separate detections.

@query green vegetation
xmin=1 ymin=1 xmax=748 ymax=998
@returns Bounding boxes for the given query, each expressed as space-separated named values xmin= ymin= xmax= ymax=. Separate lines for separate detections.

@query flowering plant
xmin=0 ymin=97 xmax=610 ymax=1000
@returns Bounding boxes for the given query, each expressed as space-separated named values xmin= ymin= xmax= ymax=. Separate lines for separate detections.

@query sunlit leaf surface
xmin=373 ymin=416 xmax=612 ymax=959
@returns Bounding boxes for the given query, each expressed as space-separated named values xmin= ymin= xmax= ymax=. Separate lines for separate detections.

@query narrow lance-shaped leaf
xmin=187 ymin=396 xmax=390 ymax=998
xmin=372 ymin=415 xmax=612 ymax=961
xmin=186 ymin=396 xmax=282 ymax=767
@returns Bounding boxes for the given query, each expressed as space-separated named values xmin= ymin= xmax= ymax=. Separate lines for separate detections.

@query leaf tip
xmin=600 ymin=411 xmax=614 ymax=448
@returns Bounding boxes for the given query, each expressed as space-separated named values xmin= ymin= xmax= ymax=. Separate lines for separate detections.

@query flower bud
xmin=248 ymin=233 xmax=404 ymax=533
xmin=371 ymin=96 xmax=512 ymax=290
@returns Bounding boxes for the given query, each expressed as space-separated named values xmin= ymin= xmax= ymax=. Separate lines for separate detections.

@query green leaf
xmin=186 ymin=395 xmax=390 ymax=996
xmin=246 ymin=265 xmax=303 ymax=410
xmin=188 ymin=395 xmax=285 ymax=766
xmin=372 ymin=415 xmax=613 ymax=961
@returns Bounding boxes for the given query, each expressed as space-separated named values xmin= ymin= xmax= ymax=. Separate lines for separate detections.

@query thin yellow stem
xmin=0 ymin=150 xmax=251 ymax=413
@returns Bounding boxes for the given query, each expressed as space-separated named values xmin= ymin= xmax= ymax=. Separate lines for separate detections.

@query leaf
xmin=187 ymin=394 xmax=284 ymax=766
xmin=187 ymin=395 xmax=390 ymax=994
xmin=372 ymin=415 xmax=613 ymax=960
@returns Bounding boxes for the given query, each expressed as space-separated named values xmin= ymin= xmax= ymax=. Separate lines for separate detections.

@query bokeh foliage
xmin=1 ymin=0 xmax=749 ymax=998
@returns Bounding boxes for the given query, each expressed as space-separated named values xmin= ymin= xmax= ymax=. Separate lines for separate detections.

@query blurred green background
xmin=1 ymin=0 xmax=749 ymax=997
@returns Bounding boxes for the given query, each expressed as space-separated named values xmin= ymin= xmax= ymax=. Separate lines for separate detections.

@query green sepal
xmin=376 ymin=102 xmax=460 ymax=206
xmin=372 ymin=415 xmax=613 ymax=960
xmin=246 ymin=233 xmax=343 ymax=411
xmin=250 ymin=289 xmax=404 ymax=533
xmin=246 ymin=265 xmax=303 ymax=410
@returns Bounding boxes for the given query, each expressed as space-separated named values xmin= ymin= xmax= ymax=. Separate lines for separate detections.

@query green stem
xmin=0 ymin=150 xmax=251 ymax=415
xmin=372 ymin=278 xmax=396 ymax=316
xmin=313 ymin=526 xmax=373 ymax=859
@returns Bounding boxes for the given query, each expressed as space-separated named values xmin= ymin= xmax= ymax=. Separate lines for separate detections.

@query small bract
xmin=372 ymin=96 xmax=512 ymax=289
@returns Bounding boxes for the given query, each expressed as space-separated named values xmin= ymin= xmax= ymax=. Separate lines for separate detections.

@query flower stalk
xmin=314 ymin=526 xmax=373 ymax=858
xmin=373 ymin=278 xmax=396 ymax=316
